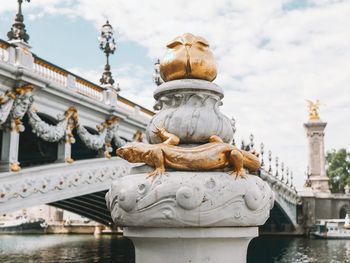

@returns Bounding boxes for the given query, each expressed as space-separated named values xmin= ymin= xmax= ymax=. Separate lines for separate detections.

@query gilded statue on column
xmin=307 ymin=100 xmax=321 ymax=121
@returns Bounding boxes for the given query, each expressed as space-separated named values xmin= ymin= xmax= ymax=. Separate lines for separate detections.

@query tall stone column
xmin=0 ymin=128 xmax=20 ymax=172
xmin=106 ymin=33 xmax=273 ymax=263
xmin=56 ymin=140 xmax=72 ymax=163
xmin=304 ymin=101 xmax=330 ymax=194
xmin=0 ymin=85 xmax=33 ymax=172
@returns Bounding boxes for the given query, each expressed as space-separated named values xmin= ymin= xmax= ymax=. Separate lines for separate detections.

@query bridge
xmin=0 ymin=39 xmax=301 ymax=233
xmin=1 ymin=7 xmax=343 ymax=235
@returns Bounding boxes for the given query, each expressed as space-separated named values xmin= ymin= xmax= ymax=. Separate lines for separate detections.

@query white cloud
xmin=2 ymin=0 xmax=350 ymax=188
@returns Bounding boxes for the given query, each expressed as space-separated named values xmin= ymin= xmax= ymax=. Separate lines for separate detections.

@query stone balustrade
xmin=75 ymin=78 xmax=104 ymax=102
xmin=0 ymin=38 xmax=153 ymax=120
xmin=33 ymin=58 xmax=67 ymax=86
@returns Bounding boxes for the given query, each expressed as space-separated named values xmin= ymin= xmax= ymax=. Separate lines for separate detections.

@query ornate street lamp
xmin=260 ymin=142 xmax=264 ymax=167
xmin=7 ymin=0 xmax=30 ymax=43
xmin=230 ymin=117 xmax=236 ymax=146
xmin=153 ymin=59 xmax=163 ymax=86
xmin=268 ymin=150 xmax=272 ymax=173
xmin=98 ymin=20 xmax=117 ymax=88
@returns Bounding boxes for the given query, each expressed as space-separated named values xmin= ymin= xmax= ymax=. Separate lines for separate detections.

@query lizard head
xmin=116 ymin=143 xmax=142 ymax=162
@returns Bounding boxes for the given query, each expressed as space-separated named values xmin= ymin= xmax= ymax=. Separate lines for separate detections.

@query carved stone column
xmin=304 ymin=120 xmax=330 ymax=194
xmin=106 ymin=33 xmax=273 ymax=263
xmin=147 ymin=79 xmax=233 ymax=144
xmin=56 ymin=140 xmax=72 ymax=163
xmin=57 ymin=115 xmax=75 ymax=164
xmin=0 ymin=85 xmax=33 ymax=172
xmin=0 ymin=128 xmax=20 ymax=172
xmin=106 ymin=171 xmax=273 ymax=263
xmin=125 ymin=227 xmax=257 ymax=263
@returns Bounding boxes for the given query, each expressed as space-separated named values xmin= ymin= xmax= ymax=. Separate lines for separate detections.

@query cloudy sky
xmin=0 ymin=0 xmax=349 ymax=188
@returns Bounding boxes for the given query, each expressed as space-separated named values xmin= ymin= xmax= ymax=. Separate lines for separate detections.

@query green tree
xmin=326 ymin=148 xmax=350 ymax=193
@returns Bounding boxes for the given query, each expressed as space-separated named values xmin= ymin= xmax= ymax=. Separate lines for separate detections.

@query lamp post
xmin=98 ymin=20 xmax=117 ymax=89
xmin=7 ymin=0 xmax=30 ymax=43
xmin=153 ymin=59 xmax=163 ymax=86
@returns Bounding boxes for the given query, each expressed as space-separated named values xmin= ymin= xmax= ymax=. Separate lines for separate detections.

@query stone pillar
xmin=9 ymin=40 xmax=34 ymax=70
xmin=126 ymin=227 xmax=257 ymax=263
xmin=94 ymin=224 xmax=103 ymax=235
xmin=57 ymin=140 xmax=73 ymax=163
xmin=106 ymin=34 xmax=274 ymax=263
xmin=106 ymin=171 xmax=274 ymax=263
xmin=102 ymin=84 xmax=119 ymax=106
xmin=304 ymin=120 xmax=330 ymax=194
xmin=66 ymin=74 xmax=76 ymax=90
xmin=0 ymin=128 xmax=20 ymax=172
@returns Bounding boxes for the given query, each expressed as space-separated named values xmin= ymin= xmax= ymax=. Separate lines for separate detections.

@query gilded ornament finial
xmin=160 ymin=33 xmax=217 ymax=82
xmin=306 ymin=99 xmax=321 ymax=121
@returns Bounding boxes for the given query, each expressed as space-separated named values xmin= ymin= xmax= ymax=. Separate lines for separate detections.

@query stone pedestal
xmin=125 ymin=227 xmax=257 ymax=263
xmin=147 ymin=79 xmax=234 ymax=144
xmin=106 ymin=171 xmax=274 ymax=263
xmin=0 ymin=128 xmax=20 ymax=172
xmin=56 ymin=140 xmax=72 ymax=163
xmin=106 ymin=51 xmax=274 ymax=262
xmin=304 ymin=120 xmax=330 ymax=194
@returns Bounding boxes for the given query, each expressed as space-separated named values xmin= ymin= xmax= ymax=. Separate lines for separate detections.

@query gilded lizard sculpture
xmin=116 ymin=126 xmax=260 ymax=178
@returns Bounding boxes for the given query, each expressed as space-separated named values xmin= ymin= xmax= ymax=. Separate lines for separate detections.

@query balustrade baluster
xmin=249 ymin=134 xmax=254 ymax=151
xmin=260 ymin=142 xmax=264 ymax=167
xmin=241 ymin=139 xmax=245 ymax=150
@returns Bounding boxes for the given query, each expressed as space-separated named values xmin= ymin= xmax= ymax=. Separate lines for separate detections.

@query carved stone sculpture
xmin=0 ymin=91 xmax=16 ymax=125
xmin=107 ymin=33 xmax=274 ymax=263
xmin=147 ymin=79 xmax=233 ymax=144
xmin=27 ymin=110 xmax=67 ymax=142
xmin=106 ymin=171 xmax=274 ymax=227
xmin=307 ymin=99 xmax=321 ymax=121
xmin=117 ymin=126 xmax=260 ymax=178
xmin=0 ymin=85 xmax=34 ymax=132
xmin=160 ymin=33 xmax=217 ymax=82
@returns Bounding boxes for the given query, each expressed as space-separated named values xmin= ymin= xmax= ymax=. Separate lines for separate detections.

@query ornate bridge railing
xmin=238 ymin=133 xmax=301 ymax=227
xmin=0 ymin=157 xmax=135 ymax=225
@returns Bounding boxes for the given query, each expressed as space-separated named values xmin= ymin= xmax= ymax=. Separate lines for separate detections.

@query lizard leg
xmin=147 ymin=149 xmax=166 ymax=179
xmin=209 ymin=135 xmax=224 ymax=143
xmin=147 ymin=167 xmax=165 ymax=178
xmin=228 ymin=149 xmax=246 ymax=179
xmin=154 ymin=124 xmax=180 ymax=146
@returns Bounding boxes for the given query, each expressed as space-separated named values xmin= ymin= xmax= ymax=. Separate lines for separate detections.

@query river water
xmin=0 ymin=235 xmax=349 ymax=263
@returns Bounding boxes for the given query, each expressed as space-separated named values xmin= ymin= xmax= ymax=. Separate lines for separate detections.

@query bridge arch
xmin=51 ymin=190 xmax=113 ymax=226
xmin=260 ymin=200 xmax=295 ymax=232
xmin=339 ymin=204 xmax=349 ymax=219
xmin=71 ymin=126 xmax=99 ymax=161
xmin=18 ymin=113 xmax=58 ymax=168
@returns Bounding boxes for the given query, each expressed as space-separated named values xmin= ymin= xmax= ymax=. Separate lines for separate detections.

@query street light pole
xmin=7 ymin=0 xmax=31 ymax=43
xmin=153 ymin=59 xmax=163 ymax=86
xmin=98 ymin=20 xmax=119 ymax=90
